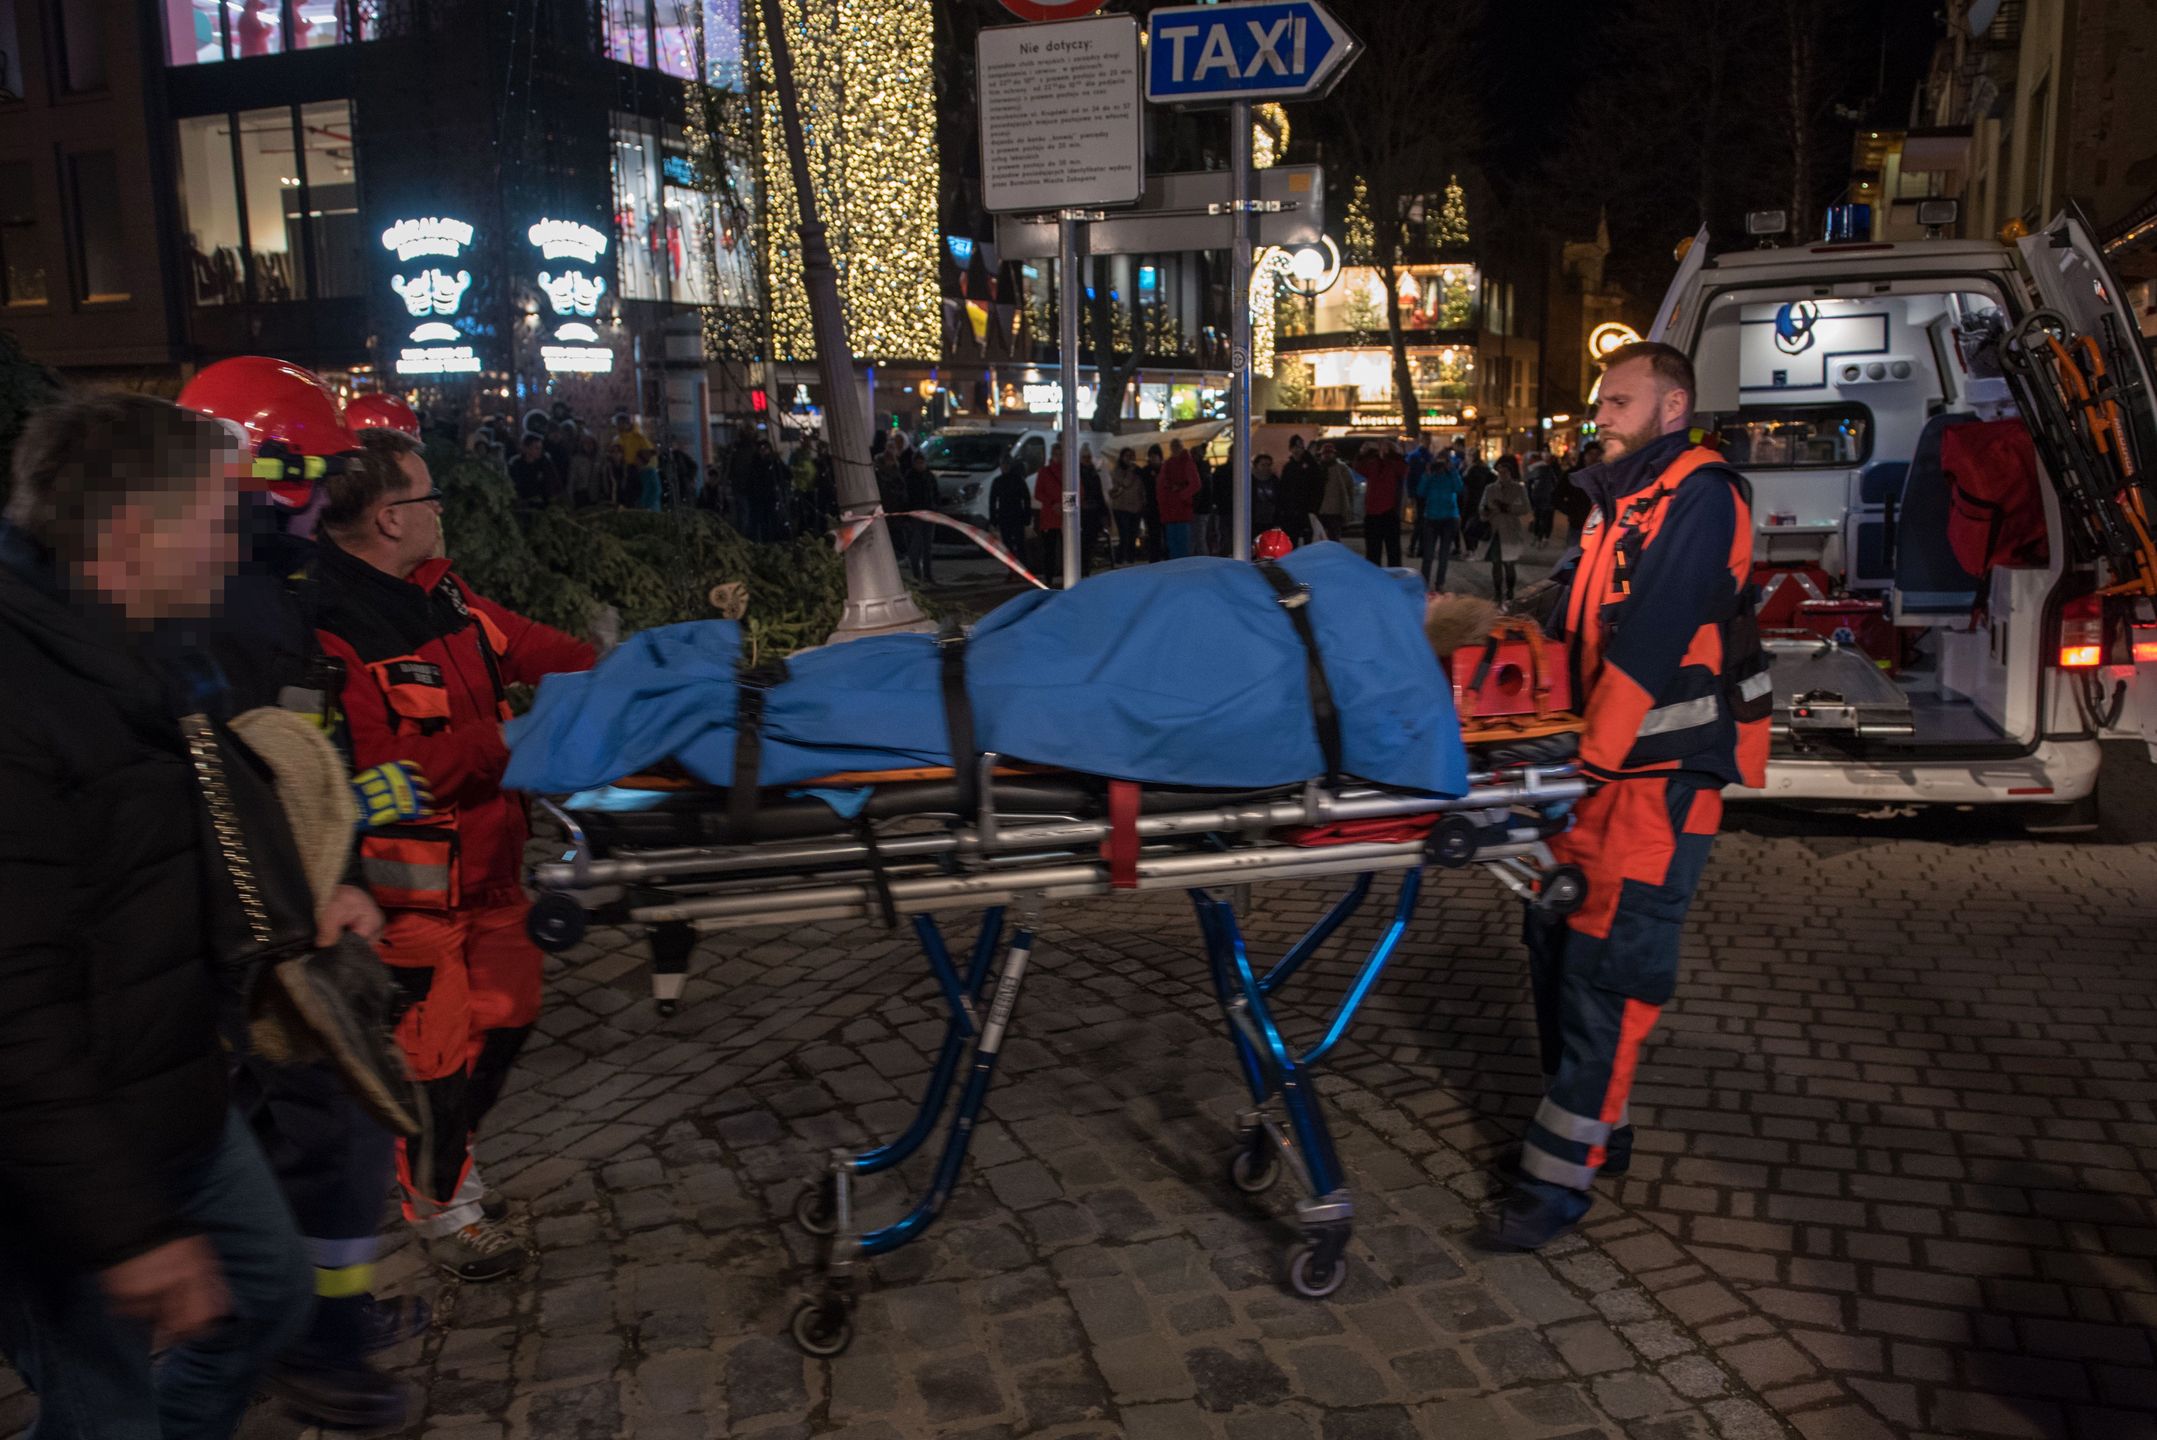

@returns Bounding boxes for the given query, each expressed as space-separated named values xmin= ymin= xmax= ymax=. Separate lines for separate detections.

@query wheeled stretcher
xmin=525 ymin=740 xmax=1589 ymax=1357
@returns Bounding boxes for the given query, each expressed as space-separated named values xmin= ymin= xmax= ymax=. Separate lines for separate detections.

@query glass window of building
xmin=167 ymin=0 xmax=372 ymax=65
xmin=236 ymin=107 xmax=303 ymax=300
xmin=0 ymin=161 xmax=46 ymax=307
xmin=297 ymin=100 xmax=361 ymax=296
xmin=68 ymin=153 xmax=128 ymax=303
xmin=0 ymin=0 xmax=22 ymax=101
xmin=177 ymin=114 xmax=244 ymax=303
xmin=602 ymin=0 xmax=649 ymax=66
xmin=56 ymin=2 xmax=108 ymax=92
xmin=703 ymin=0 xmax=742 ymax=88
xmin=654 ymin=0 xmax=696 ymax=78
xmin=177 ymin=103 xmax=360 ymax=305
xmin=293 ymin=0 xmax=356 ymax=48
xmin=612 ymin=117 xmax=664 ymax=300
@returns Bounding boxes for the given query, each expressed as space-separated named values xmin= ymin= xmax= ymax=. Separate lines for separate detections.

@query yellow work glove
xmin=352 ymin=763 xmax=434 ymax=829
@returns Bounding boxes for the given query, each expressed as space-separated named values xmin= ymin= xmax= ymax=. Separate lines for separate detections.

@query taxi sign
xmin=1144 ymin=0 xmax=1359 ymax=105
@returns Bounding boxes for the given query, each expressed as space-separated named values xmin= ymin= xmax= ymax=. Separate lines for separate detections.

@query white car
xmin=1647 ymin=207 xmax=2157 ymax=827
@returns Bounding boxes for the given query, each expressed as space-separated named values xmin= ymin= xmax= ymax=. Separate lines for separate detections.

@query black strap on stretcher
xmin=1255 ymin=561 xmax=1344 ymax=787
xmin=731 ymin=657 xmax=791 ymax=831
xmin=937 ymin=621 xmax=981 ymax=820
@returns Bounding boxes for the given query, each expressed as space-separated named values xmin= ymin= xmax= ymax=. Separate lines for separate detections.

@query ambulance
xmin=1647 ymin=204 xmax=2157 ymax=828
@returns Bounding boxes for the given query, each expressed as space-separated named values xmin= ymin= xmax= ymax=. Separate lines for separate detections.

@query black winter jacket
xmin=0 ymin=527 xmax=229 ymax=1270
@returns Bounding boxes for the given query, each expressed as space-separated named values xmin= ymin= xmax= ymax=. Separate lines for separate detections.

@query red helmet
xmin=1254 ymin=529 xmax=1295 ymax=561
xmin=177 ymin=356 xmax=357 ymax=506
xmin=345 ymin=392 xmax=421 ymax=440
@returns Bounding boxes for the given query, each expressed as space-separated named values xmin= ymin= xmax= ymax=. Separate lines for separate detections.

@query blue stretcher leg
xmin=795 ymin=910 xmax=1002 ymax=1238
xmin=793 ymin=913 xmax=1040 ymax=1355
xmin=1192 ymin=870 xmax=1425 ymax=1300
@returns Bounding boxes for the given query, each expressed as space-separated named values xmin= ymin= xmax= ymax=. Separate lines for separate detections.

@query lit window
xmin=602 ymin=0 xmax=648 ymax=66
xmin=655 ymin=0 xmax=696 ymax=78
xmin=612 ymin=117 xmax=664 ymax=300
xmin=298 ymin=101 xmax=362 ymax=296
xmin=164 ymin=0 xmax=226 ymax=65
xmin=176 ymin=101 xmax=361 ymax=305
xmin=0 ymin=161 xmax=48 ymax=307
xmin=703 ymin=0 xmax=742 ymax=88
xmin=167 ymin=0 xmax=371 ymax=65
xmin=177 ymin=115 xmax=244 ymax=304
xmin=293 ymin=0 xmax=355 ymax=49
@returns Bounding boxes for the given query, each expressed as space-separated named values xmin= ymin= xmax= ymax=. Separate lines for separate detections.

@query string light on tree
xmin=1251 ymin=103 xmax=1290 ymax=170
xmin=1438 ymin=174 xmax=1470 ymax=247
xmin=756 ymin=0 xmax=939 ymax=362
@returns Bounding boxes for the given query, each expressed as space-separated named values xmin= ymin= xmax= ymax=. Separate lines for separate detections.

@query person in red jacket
xmin=310 ymin=430 xmax=595 ymax=1282
xmin=1033 ymin=446 xmax=1066 ymax=585
xmin=1357 ymin=441 xmax=1406 ymax=568
xmin=1155 ymin=437 xmax=1202 ymax=559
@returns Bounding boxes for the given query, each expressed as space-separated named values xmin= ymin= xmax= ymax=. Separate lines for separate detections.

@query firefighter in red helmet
xmin=171 ymin=356 xmax=435 ymax=1427
xmin=345 ymin=392 xmax=422 ymax=441
xmin=306 ymin=424 xmax=594 ymax=1290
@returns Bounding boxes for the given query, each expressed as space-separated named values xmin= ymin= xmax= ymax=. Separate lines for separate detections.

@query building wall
xmin=0 ymin=0 xmax=183 ymax=374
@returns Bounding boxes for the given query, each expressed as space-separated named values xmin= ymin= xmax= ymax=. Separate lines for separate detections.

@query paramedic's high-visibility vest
xmin=1565 ymin=444 xmax=1771 ymax=787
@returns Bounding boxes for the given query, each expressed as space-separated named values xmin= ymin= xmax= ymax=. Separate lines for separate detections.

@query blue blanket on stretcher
xmin=504 ymin=542 xmax=1469 ymax=798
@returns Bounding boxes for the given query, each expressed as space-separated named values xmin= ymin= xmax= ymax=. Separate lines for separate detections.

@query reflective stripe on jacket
xmin=1559 ymin=437 xmax=1766 ymax=788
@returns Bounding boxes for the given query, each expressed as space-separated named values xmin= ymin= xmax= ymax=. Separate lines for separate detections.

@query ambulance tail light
xmin=2058 ymin=595 xmax=2104 ymax=668
xmin=2134 ymin=626 xmax=2157 ymax=665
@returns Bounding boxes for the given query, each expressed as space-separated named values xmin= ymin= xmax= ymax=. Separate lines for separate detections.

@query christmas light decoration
xmin=1345 ymin=178 xmax=1374 ymax=262
xmin=1438 ymin=174 xmax=1469 ymax=247
xmin=1249 ymin=245 xmax=1297 ymax=378
xmin=756 ymin=0 xmax=939 ymax=361
xmin=1252 ymin=103 xmax=1289 ymax=169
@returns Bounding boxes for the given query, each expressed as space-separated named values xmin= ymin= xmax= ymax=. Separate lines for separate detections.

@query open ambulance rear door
xmin=2011 ymin=207 xmax=2157 ymax=758
xmin=1647 ymin=226 xmax=1712 ymax=346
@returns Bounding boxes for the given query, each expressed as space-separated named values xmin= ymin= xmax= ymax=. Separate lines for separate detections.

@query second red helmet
xmin=177 ymin=356 xmax=358 ymax=506
xmin=345 ymin=392 xmax=422 ymax=440
xmin=1253 ymin=528 xmax=1295 ymax=561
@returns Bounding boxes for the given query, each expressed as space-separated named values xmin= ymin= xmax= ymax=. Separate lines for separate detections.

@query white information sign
xmin=977 ymin=14 xmax=1143 ymax=214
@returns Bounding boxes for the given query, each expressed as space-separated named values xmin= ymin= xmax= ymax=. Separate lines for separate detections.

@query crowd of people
xmin=970 ymin=427 xmax=1603 ymax=595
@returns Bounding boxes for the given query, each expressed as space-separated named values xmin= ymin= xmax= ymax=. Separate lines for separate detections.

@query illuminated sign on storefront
xmin=1588 ymin=321 xmax=1642 ymax=362
xmin=528 ymin=218 xmax=616 ymax=374
xmin=381 ymin=216 xmax=475 ymax=262
xmin=383 ymin=214 xmax=482 ymax=376
xmin=538 ymin=269 xmax=607 ymax=317
xmin=528 ymin=218 xmax=610 ymax=264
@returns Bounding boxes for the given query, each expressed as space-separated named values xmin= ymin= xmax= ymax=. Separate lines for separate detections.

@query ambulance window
xmin=1711 ymin=405 xmax=1872 ymax=469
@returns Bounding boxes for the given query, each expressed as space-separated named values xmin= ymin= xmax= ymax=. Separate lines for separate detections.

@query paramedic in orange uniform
xmin=1477 ymin=342 xmax=1769 ymax=1251
xmin=310 ymin=430 xmax=594 ymax=1281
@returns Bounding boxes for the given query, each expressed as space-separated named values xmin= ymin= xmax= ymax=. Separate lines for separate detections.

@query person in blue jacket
xmin=1413 ymin=455 xmax=1466 ymax=590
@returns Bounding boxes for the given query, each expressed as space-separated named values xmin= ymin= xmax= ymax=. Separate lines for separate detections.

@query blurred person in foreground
xmin=0 ymin=392 xmax=315 ymax=1436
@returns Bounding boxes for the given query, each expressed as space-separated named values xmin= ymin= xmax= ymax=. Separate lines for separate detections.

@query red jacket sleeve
xmin=470 ymin=593 xmax=596 ymax=686
xmin=319 ymin=630 xmax=511 ymax=808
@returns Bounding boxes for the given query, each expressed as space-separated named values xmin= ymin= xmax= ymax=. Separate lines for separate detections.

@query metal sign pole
xmin=1059 ymin=211 xmax=1086 ymax=589
xmin=1229 ymin=98 xmax=1254 ymax=561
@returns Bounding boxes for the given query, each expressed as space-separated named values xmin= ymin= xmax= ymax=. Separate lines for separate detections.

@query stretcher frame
xmin=526 ymin=755 xmax=1589 ymax=1356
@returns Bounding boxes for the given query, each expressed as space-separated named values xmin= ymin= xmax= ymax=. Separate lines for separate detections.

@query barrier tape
xmin=833 ymin=509 xmax=1051 ymax=591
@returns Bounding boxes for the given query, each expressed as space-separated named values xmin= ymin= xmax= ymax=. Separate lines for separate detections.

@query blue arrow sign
xmin=1144 ymin=0 xmax=1360 ymax=105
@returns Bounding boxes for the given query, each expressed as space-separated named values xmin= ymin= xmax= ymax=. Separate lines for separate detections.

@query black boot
xmin=357 ymin=1293 xmax=433 ymax=1354
xmin=1601 ymin=1124 xmax=1635 ymax=1177
xmin=265 ymin=1357 xmax=410 ymax=1430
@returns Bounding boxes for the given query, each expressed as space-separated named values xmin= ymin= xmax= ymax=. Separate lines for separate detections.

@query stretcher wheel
xmin=1286 ymin=1242 xmax=1347 ymax=1299
xmin=1229 ymin=1147 xmax=1281 ymax=1195
xmin=790 ymin=1297 xmax=853 ymax=1357
xmin=527 ymin=893 xmax=588 ymax=952
xmin=1537 ymin=865 xmax=1588 ymax=917
xmin=793 ymin=1183 xmax=837 ymax=1237
xmin=1429 ymin=814 xmax=1481 ymax=869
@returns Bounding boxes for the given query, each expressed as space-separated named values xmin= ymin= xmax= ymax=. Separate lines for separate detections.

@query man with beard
xmin=1476 ymin=342 xmax=1767 ymax=1252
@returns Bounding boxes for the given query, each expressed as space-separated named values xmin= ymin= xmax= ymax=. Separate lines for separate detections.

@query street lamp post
xmin=758 ymin=0 xmax=930 ymax=640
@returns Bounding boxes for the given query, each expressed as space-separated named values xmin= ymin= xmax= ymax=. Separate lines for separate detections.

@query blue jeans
xmin=1163 ymin=521 xmax=1193 ymax=559
xmin=0 ymin=1109 xmax=312 ymax=1439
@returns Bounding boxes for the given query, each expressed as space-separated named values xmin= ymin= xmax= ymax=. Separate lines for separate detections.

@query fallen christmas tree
xmin=433 ymin=443 xmax=846 ymax=661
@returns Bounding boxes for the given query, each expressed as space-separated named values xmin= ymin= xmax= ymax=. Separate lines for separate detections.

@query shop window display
xmin=166 ymin=0 xmax=371 ymax=65
xmin=176 ymin=102 xmax=361 ymax=305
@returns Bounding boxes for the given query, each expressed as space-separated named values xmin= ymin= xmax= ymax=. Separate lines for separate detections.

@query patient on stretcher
xmin=507 ymin=543 xmax=1475 ymax=803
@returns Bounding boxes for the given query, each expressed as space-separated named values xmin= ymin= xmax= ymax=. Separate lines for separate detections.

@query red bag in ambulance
xmin=1943 ymin=418 xmax=2049 ymax=576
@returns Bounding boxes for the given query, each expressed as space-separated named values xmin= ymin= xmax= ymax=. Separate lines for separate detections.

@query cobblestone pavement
xmin=6 ymin=751 xmax=2155 ymax=1440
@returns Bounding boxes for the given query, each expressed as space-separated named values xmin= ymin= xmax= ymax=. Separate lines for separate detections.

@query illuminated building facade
xmin=1 ymin=0 xmax=757 ymax=438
